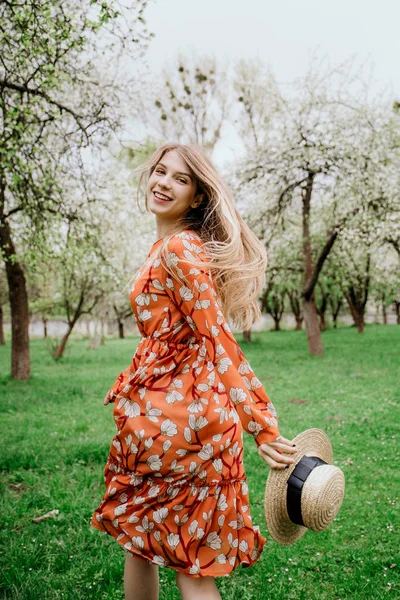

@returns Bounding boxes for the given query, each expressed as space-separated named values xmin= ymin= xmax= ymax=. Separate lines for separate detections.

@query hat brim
xmin=264 ymin=428 xmax=333 ymax=546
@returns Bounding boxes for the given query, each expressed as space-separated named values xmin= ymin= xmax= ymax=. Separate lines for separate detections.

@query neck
xmin=156 ymin=220 xmax=186 ymax=240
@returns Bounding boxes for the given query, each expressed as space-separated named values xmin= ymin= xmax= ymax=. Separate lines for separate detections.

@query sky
xmin=140 ymin=0 xmax=400 ymax=164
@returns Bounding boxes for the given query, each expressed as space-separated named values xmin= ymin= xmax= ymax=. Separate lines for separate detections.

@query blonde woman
xmin=91 ymin=143 xmax=297 ymax=600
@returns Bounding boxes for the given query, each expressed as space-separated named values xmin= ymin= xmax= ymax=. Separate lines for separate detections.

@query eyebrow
xmin=157 ymin=162 xmax=193 ymax=180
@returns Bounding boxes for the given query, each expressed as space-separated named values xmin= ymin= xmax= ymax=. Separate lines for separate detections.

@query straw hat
xmin=264 ymin=428 xmax=345 ymax=545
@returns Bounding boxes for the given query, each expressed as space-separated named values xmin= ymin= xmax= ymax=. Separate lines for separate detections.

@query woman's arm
xmin=103 ymin=365 xmax=132 ymax=405
xmin=161 ymin=234 xmax=281 ymax=446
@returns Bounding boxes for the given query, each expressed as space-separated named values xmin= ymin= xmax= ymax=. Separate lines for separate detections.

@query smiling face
xmin=146 ymin=149 xmax=203 ymax=234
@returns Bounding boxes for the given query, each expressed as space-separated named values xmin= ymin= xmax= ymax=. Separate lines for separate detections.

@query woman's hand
xmin=258 ymin=435 xmax=298 ymax=469
xmin=103 ymin=389 xmax=115 ymax=406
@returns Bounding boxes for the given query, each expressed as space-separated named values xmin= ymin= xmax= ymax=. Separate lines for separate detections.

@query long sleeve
xmin=104 ymin=365 xmax=132 ymax=404
xmin=161 ymin=233 xmax=281 ymax=446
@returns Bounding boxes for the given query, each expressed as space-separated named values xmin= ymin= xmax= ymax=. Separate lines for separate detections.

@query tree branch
xmin=0 ymin=79 xmax=88 ymax=132
xmin=304 ymin=206 xmax=361 ymax=298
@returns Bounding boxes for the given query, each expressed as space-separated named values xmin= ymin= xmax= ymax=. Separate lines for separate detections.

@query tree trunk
xmin=382 ymin=301 xmax=387 ymax=325
xmin=302 ymin=173 xmax=323 ymax=356
xmin=273 ymin=318 xmax=281 ymax=331
xmin=0 ymin=215 xmax=30 ymax=379
xmin=346 ymin=295 xmax=365 ymax=333
xmin=354 ymin=311 xmax=365 ymax=333
xmin=303 ymin=293 xmax=324 ymax=355
xmin=350 ymin=309 xmax=365 ymax=333
xmin=242 ymin=329 xmax=251 ymax=342
xmin=100 ymin=317 xmax=105 ymax=345
xmin=357 ymin=317 xmax=365 ymax=333
xmin=344 ymin=257 xmax=370 ymax=334
xmin=317 ymin=293 xmax=328 ymax=331
xmin=0 ymin=306 xmax=5 ymax=345
xmin=114 ymin=303 xmax=133 ymax=339
xmin=295 ymin=315 xmax=303 ymax=330
xmin=330 ymin=299 xmax=342 ymax=329
xmin=267 ymin=303 xmax=284 ymax=332
xmin=43 ymin=316 xmax=48 ymax=338
xmin=118 ymin=320 xmax=125 ymax=339
xmin=54 ymin=325 xmax=73 ymax=360
xmin=287 ymin=291 xmax=303 ymax=330
xmin=394 ymin=301 xmax=400 ymax=325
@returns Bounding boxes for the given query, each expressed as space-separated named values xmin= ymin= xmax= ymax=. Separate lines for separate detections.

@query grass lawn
xmin=0 ymin=325 xmax=398 ymax=599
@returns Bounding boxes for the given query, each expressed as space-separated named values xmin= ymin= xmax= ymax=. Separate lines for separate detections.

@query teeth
xmin=154 ymin=192 xmax=172 ymax=201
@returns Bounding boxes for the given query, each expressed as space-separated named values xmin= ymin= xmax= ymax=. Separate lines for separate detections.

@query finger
xmin=259 ymin=449 xmax=295 ymax=469
xmin=271 ymin=462 xmax=291 ymax=470
xmin=274 ymin=436 xmax=290 ymax=443
xmin=259 ymin=446 xmax=296 ymax=465
xmin=267 ymin=441 xmax=298 ymax=454
xmin=258 ymin=453 xmax=288 ymax=469
xmin=270 ymin=437 xmax=297 ymax=447
xmin=259 ymin=444 xmax=294 ymax=459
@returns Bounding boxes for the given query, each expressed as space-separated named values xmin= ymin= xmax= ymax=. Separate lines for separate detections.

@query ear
xmin=191 ymin=194 xmax=203 ymax=209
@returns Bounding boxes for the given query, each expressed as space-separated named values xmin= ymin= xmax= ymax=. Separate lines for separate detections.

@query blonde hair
xmin=134 ymin=142 xmax=268 ymax=331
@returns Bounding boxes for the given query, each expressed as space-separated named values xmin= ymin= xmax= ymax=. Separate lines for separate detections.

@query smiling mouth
xmin=153 ymin=191 xmax=173 ymax=201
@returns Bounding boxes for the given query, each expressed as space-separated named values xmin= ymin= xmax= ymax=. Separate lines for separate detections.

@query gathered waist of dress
xmin=137 ymin=334 xmax=199 ymax=350
xmin=107 ymin=458 xmax=246 ymax=490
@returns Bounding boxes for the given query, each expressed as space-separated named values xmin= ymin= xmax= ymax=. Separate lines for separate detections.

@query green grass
xmin=0 ymin=325 xmax=399 ymax=599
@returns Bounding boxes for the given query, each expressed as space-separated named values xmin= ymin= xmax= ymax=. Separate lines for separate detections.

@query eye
xmin=155 ymin=167 xmax=165 ymax=174
xmin=177 ymin=178 xmax=187 ymax=184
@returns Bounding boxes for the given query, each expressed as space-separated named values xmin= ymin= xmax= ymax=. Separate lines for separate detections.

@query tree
xmin=286 ymin=284 xmax=304 ymax=331
xmin=315 ymin=279 xmax=330 ymax=331
xmin=0 ymin=267 xmax=7 ymax=344
xmin=316 ymin=264 xmax=344 ymax=329
xmin=260 ymin=276 xmax=286 ymax=331
xmin=234 ymin=59 xmax=400 ymax=355
xmin=98 ymin=139 xmax=160 ymax=338
xmin=49 ymin=224 xmax=115 ymax=360
xmin=112 ymin=297 xmax=134 ymax=339
xmin=233 ymin=57 xmax=281 ymax=152
xmin=28 ymin=263 xmax=59 ymax=338
xmin=0 ymin=0 xmax=152 ymax=379
xmin=383 ymin=218 xmax=400 ymax=324
xmin=259 ymin=227 xmax=304 ymax=331
xmin=370 ymin=245 xmax=400 ymax=325
xmin=140 ymin=54 xmax=231 ymax=155
xmin=343 ymin=254 xmax=371 ymax=333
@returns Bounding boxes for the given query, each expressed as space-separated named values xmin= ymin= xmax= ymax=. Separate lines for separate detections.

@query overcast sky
xmin=140 ymin=0 xmax=400 ymax=164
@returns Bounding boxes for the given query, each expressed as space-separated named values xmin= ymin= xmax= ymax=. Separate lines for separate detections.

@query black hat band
xmin=286 ymin=455 xmax=327 ymax=526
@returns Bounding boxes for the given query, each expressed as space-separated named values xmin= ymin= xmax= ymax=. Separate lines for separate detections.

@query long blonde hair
xmin=134 ymin=142 xmax=268 ymax=331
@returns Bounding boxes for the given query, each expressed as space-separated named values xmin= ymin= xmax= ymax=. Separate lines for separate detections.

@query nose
xmin=158 ymin=175 xmax=171 ymax=189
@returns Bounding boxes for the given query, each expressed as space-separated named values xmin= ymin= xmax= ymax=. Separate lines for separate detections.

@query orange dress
xmin=91 ymin=229 xmax=281 ymax=577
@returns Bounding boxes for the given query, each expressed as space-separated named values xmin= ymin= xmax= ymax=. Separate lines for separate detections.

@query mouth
xmin=153 ymin=191 xmax=174 ymax=202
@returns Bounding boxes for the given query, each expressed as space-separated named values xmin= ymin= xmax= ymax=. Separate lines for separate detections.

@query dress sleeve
xmin=104 ymin=365 xmax=132 ymax=404
xmin=161 ymin=234 xmax=281 ymax=446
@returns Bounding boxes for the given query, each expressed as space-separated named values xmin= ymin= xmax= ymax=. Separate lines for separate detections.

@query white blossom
xmin=146 ymin=455 xmax=162 ymax=471
xmin=206 ymin=531 xmax=222 ymax=550
xmin=166 ymin=533 xmax=180 ymax=550
xmin=117 ymin=397 xmax=140 ymax=418
xmin=160 ymin=419 xmax=178 ymax=437
xmin=153 ymin=507 xmax=169 ymax=523
xmin=131 ymin=536 xmax=144 ymax=550
xmin=198 ymin=443 xmax=214 ymax=460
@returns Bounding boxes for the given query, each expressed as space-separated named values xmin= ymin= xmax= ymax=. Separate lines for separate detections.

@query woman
xmin=91 ymin=143 xmax=297 ymax=600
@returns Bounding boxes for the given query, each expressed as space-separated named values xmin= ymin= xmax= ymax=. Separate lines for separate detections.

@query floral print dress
xmin=91 ymin=229 xmax=281 ymax=578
